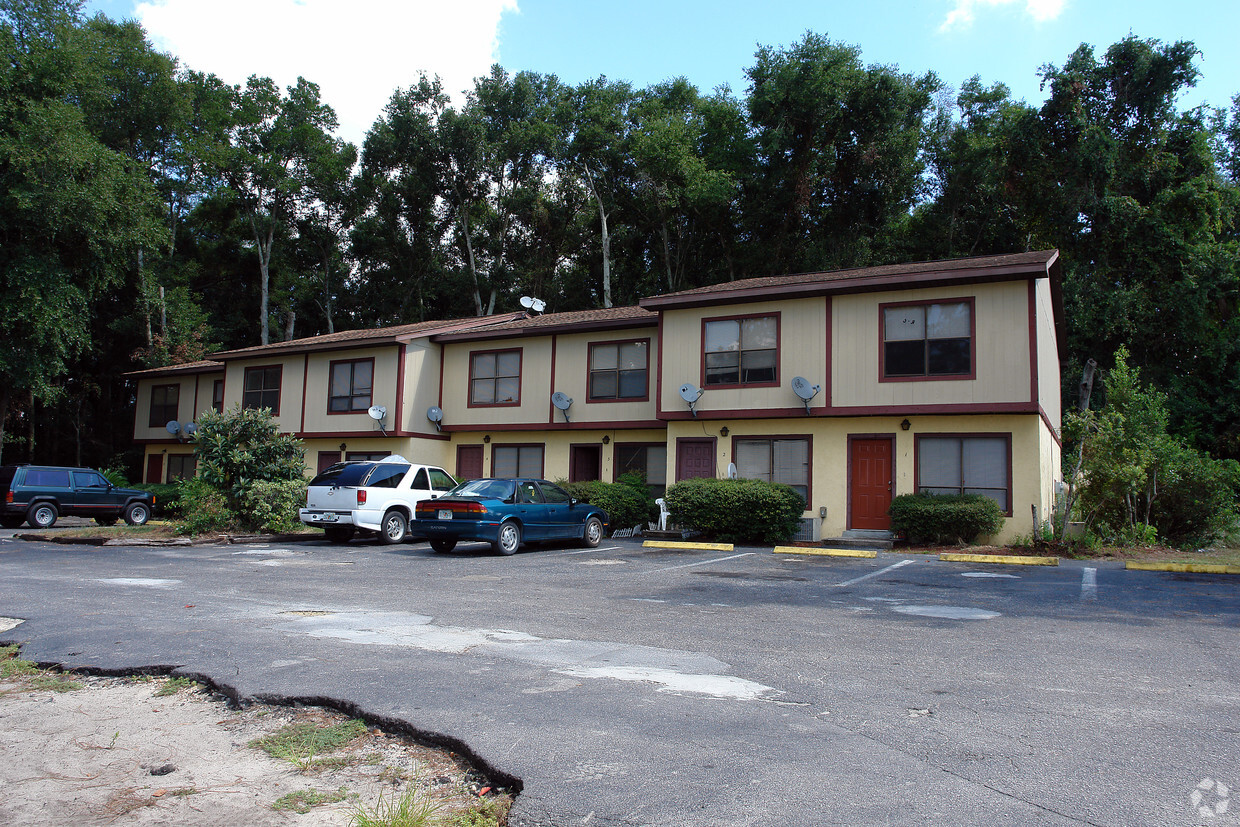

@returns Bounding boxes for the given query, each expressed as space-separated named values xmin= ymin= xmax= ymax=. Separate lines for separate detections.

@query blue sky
xmin=85 ymin=0 xmax=1239 ymax=147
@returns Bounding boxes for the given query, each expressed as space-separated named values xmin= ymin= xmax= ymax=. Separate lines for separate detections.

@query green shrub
xmin=560 ymin=479 xmax=653 ymax=532
xmin=193 ymin=406 xmax=305 ymax=512
xmin=176 ymin=478 xmax=237 ymax=535
xmin=888 ymin=493 xmax=1005 ymax=544
xmin=129 ymin=483 xmax=181 ymax=517
xmin=1149 ymin=449 xmax=1240 ymax=546
xmin=663 ymin=477 xmax=804 ymax=545
xmin=240 ymin=478 xmax=307 ymax=533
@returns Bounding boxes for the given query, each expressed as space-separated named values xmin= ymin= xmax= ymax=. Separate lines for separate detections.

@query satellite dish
xmin=183 ymin=422 xmax=198 ymax=436
xmin=367 ymin=405 xmax=388 ymax=435
xmin=678 ymin=383 xmax=704 ymax=418
xmin=551 ymin=391 xmax=573 ymax=422
xmin=790 ymin=376 xmax=822 ymax=414
xmin=426 ymin=406 xmax=443 ymax=432
xmin=165 ymin=420 xmax=181 ymax=436
xmin=519 ymin=296 xmax=546 ymax=313
xmin=727 ymin=462 xmax=737 ymax=480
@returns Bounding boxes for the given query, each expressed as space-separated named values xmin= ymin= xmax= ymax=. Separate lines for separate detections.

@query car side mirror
xmin=569 ymin=497 xmax=578 ymax=507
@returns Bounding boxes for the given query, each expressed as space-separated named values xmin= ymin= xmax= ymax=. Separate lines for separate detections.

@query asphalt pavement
xmin=1 ymin=528 xmax=1237 ymax=826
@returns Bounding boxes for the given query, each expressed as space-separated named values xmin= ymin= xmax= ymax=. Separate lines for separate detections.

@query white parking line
xmin=1081 ymin=567 xmax=1098 ymax=600
xmin=645 ymin=552 xmax=755 ymax=573
xmin=833 ymin=559 xmax=916 ymax=588
xmin=553 ymin=546 xmax=619 ymax=556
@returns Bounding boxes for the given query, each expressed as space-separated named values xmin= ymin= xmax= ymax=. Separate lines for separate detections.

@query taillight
xmin=5 ymin=492 xmax=11 ymax=504
xmin=356 ymin=489 xmax=367 ymax=505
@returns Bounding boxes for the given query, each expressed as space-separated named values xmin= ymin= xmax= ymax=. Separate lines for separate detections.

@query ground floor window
xmin=614 ymin=443 xmax=667 ymax=497
xmin=167 ymin=455 xmax=197 ymax=482
xmin=735 ymin=437 xmax=809 ymax=504
xmin=916 ymin=435 xmax=1010 ymax=512
xmin=346 ymin=451 xmax=390 ymax=461
xmin=492 ymin=445 xmax=544 ymax=479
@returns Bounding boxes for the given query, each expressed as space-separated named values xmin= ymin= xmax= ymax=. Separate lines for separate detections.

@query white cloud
xmin=135 ymin=0 xmax=519 ymax=147
xmin=939 ymin=0 xmax=1065 ymax=31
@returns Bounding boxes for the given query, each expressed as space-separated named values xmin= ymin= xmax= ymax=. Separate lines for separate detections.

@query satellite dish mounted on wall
xmin=678 ymin=383 xmax=704 ymax=418
xmin=426 ymin=406 xmax=443 ymax=432
xmin=790 ymin=376 xmax=822 ymax=415
xmin=551 ymin=391 xmax=573 ymax=423
xmin=519 ymin=296 xmax=546 ymax=314
xmin=165 ymin=420 xmax=186 ymax=442
xmin=367 ymin=405 xmax=388 ymax=436
xmin=183 ymin=422 xmax=198 ymax=437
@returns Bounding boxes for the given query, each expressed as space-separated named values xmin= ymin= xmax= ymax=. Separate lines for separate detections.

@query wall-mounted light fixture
xmin=339 ymin=442 xmax=347 ymax=452
xmin=900 ymin=419 xmax=911 ymax=431
xmin=602 ymin=435 xmax=610 ymax=444
xmin=719 ymin=426 xmax=730 ymax=437
xmin=483 ymin=435 xmax=491 ymax=443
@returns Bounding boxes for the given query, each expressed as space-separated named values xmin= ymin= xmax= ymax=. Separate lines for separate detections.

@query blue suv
xmin=0 ymin=465 xmax=155 ymax=529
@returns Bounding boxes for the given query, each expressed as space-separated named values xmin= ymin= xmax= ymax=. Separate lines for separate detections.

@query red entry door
xmin=570 ymin=445 xmax=601 ymax=482
xmin=676 ymin=439 xmax=716 ymax=481
xmin=850 ymin=438 xmax=893 ymax=530
xmin=145 ymin=453 xmax=164 ymax=484
xmin=456 ymin=445 xmax=484 ymax=481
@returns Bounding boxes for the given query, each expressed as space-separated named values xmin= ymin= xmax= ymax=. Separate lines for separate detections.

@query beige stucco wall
xmin=448 ymin=429 xmax=667 ymax=481
xmin=549 ymin=328 xmax=659 ymax=424
xmin=664 ymin=413 xmax=1057 ymax=544
xmin=832 ymin=281 xmax=1032 ymax=408
xmin=401 ymin=340 xmax=446 ymax=438
xmin=1035 ymin=279 xmax=1062 ymax=430
xmin=131 ymin=372 xmax=224 ymax=442
xmin=440 ymin=339 xmax=555 ymax=428
xmin=299 ymin=345 xmax=400 ymax=434
xmin=658 ymin=298 xmax=829 ymax=415
xmin=219 ymin=355 xmax=306 ymax=433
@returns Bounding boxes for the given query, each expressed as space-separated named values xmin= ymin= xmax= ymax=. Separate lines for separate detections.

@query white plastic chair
xmin=655 ymin=498 xmax=670 ymax=531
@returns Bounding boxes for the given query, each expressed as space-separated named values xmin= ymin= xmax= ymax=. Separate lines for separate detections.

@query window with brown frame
xmin=470 ymin=350 xmax=521 ymax=406
xmin=328 ymin=359 xmax=374 ymax=412
xmin=212 ymin=379 xmax=224 ymax=413
xmin=588 ymin=340 xmax=648 ymax=400
xmin=167 ymin=455 xmax=197 ymax=482
xmin=734 ymin=437 xmax=809 ymax=503
xmin=492 ymin=445 xmax=543 ymax=478
xmin=148 ymin=384 xmax=179 ymax=428
xmin=704 ymin=315 xmax=777 ymax=387
xmin=916 ymin=435 xmax=1010 ymax=512
xmin=882 ymin=301 xmax=972 ymax=378
xmin=242 ymin=366 xmax=282 ymax=413
xmin=614 ymin=443 xmax=667 ymax=497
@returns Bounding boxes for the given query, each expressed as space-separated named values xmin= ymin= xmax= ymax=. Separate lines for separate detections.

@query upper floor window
xmin=212 ymin=379 xmax=224 ymax=413
xmin=589 ymin=340 xmax=649 ymax=400
xmin=470 ymin=349 xmax=521 ymax=406
xmin=329 ymin=358 xmax=374 ymax=413
xmin=243 ymin=365 xmax=282 ymax=413
xmin=149 ymin=384 xmax=179 ymax=428
xmin=917 ymin=434 xmax=1010 ymax=513
xmin=735 ymin=437 xmax=809 ymax=504
xmin=882 ymin=300 xmax=973 ymax=379
xmin=704 ymin=315 xmax=778 ymax=387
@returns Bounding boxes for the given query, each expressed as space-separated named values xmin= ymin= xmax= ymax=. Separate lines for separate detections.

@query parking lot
xmin=1 ymin=531 xmax=1237 ymax=826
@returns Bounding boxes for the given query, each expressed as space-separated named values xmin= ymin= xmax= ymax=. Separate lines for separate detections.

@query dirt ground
xmin=0 ymin=658 xmax=511 ymax=826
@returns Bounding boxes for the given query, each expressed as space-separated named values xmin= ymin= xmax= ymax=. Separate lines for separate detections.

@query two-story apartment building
xmin=129 ymin=249 xmax=1064 ymax=543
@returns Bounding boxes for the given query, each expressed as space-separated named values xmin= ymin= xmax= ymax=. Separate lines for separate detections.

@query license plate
xmin=313 ymin=514 xmax=338 ymax=523
xmin=437 ymin=509 xmax=453 ymax=520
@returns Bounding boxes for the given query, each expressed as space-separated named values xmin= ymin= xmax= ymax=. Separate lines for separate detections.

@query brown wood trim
xmin=824 ymin=295 xmax=833 ymax=409
xmin=440 ymin=419 xmax=666 ymax=432
xmin=242 ymin=364 xmax=283 ymax=415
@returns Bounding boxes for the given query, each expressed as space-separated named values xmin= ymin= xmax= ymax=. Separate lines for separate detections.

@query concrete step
xmin=842 ymin=529 xmax=894 ymax=541
xmin=823 ymin=534 xmax=893 ymax=550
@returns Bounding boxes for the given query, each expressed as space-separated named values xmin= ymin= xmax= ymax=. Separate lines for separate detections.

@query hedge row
xmin=887 ymin=493 xmax=1004 ymax=544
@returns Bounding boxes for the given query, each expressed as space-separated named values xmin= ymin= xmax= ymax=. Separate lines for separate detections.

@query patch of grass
xmin=170 ymin=787 xmax=199 ymax=797
xmin=273 ymin=786 xmax=350 ymax=814
xmin=0 ymin=645 xmax=37 ymax=678
xmin=250 ymin=719 xmax=369 ymax=771
xmin=349 ymin=783 xmax=440 ymax=827
xmin=0 ymin=646 xmax=81 ymax=692
xmin=446 ymin=797 xmax=513 ymax=827
xmin=153 ymin=677 xmax=197 ymax=697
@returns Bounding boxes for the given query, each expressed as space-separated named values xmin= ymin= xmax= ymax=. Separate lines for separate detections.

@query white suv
xmin=300 ymin=455 xmax=457 ymax=544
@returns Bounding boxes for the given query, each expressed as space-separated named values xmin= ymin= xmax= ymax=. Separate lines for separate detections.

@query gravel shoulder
xmin=0 ymin=663 xmax=511 ymax=826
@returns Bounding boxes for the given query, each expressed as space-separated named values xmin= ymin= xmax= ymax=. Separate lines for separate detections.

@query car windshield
xmin=448 ymin=479 xmax=516 ymax=500
xmin=308 ymin=463 xmax=372 ymax=487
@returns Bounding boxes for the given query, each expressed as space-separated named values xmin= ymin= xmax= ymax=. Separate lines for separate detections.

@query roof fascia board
xmin=432 ymin=315 xmax=657 ymax=343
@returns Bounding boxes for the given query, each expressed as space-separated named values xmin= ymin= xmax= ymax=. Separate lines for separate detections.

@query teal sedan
xmin=414 ymin=478 xmax=608 ymax=555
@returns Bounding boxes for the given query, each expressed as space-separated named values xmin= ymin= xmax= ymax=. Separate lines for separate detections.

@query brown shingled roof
xmin=640 ymin=250 xmax=1060 ymax=309
xmin=432 ymin=305 xmax=656 ymax=342
xmin=123 ymin=359 xmax=224 ymax=379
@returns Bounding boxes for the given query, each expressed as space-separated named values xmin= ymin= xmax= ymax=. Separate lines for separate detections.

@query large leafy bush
xmin=663 ymin=477 xmax=804 ymax=545
xmin=561 ymin=474 xmax=654 ymax=532
xmin=888 ymin=493 xmax=1005 ymax=544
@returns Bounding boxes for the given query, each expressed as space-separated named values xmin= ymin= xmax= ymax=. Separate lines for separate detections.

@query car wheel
xmin=430 ymin=538 xmax=457 ymax=553
xmin=123 ymin=502 xmax=151 ymax=526
xmin=379 ymin=510 xmax=408 ymax=544
xmin=26 ymin=502 xmax=58 ymax=529
xmin=94 ymin=517 xmax=118 ymax=527
xmin=582 ymin=515 xmax=604 ymax=548
xmin=324 ymin=526 xmax=355 ymax=544
xmin=1 ymin=515 xmax=25 ymax=529
xmin=494 ymin=521 xmax=521 ymax=555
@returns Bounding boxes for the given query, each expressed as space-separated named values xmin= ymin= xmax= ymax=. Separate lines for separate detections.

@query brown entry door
xmin=145 ymin=453 xmax=164 ymax=485
xmin=676 ymin=438 xmax=716 ymax=481
xmin=457 ymin=445 xmax=484 ymax=481
xmin=570 ymin=445 xmax=601 ymax=482
xmin=850 ymin=438 xmax=893 ymax=530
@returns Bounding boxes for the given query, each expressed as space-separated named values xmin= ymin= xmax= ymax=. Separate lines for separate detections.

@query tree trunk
xmin=322 ymin=247 xmax=335 ymax=334
xmin=250 ymin=214 xmax=275 ymax=345
xmin=0 ymin=387 xmax=9 ymax=466
xmin=455 ymin=187 xmax=485 ymax=316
